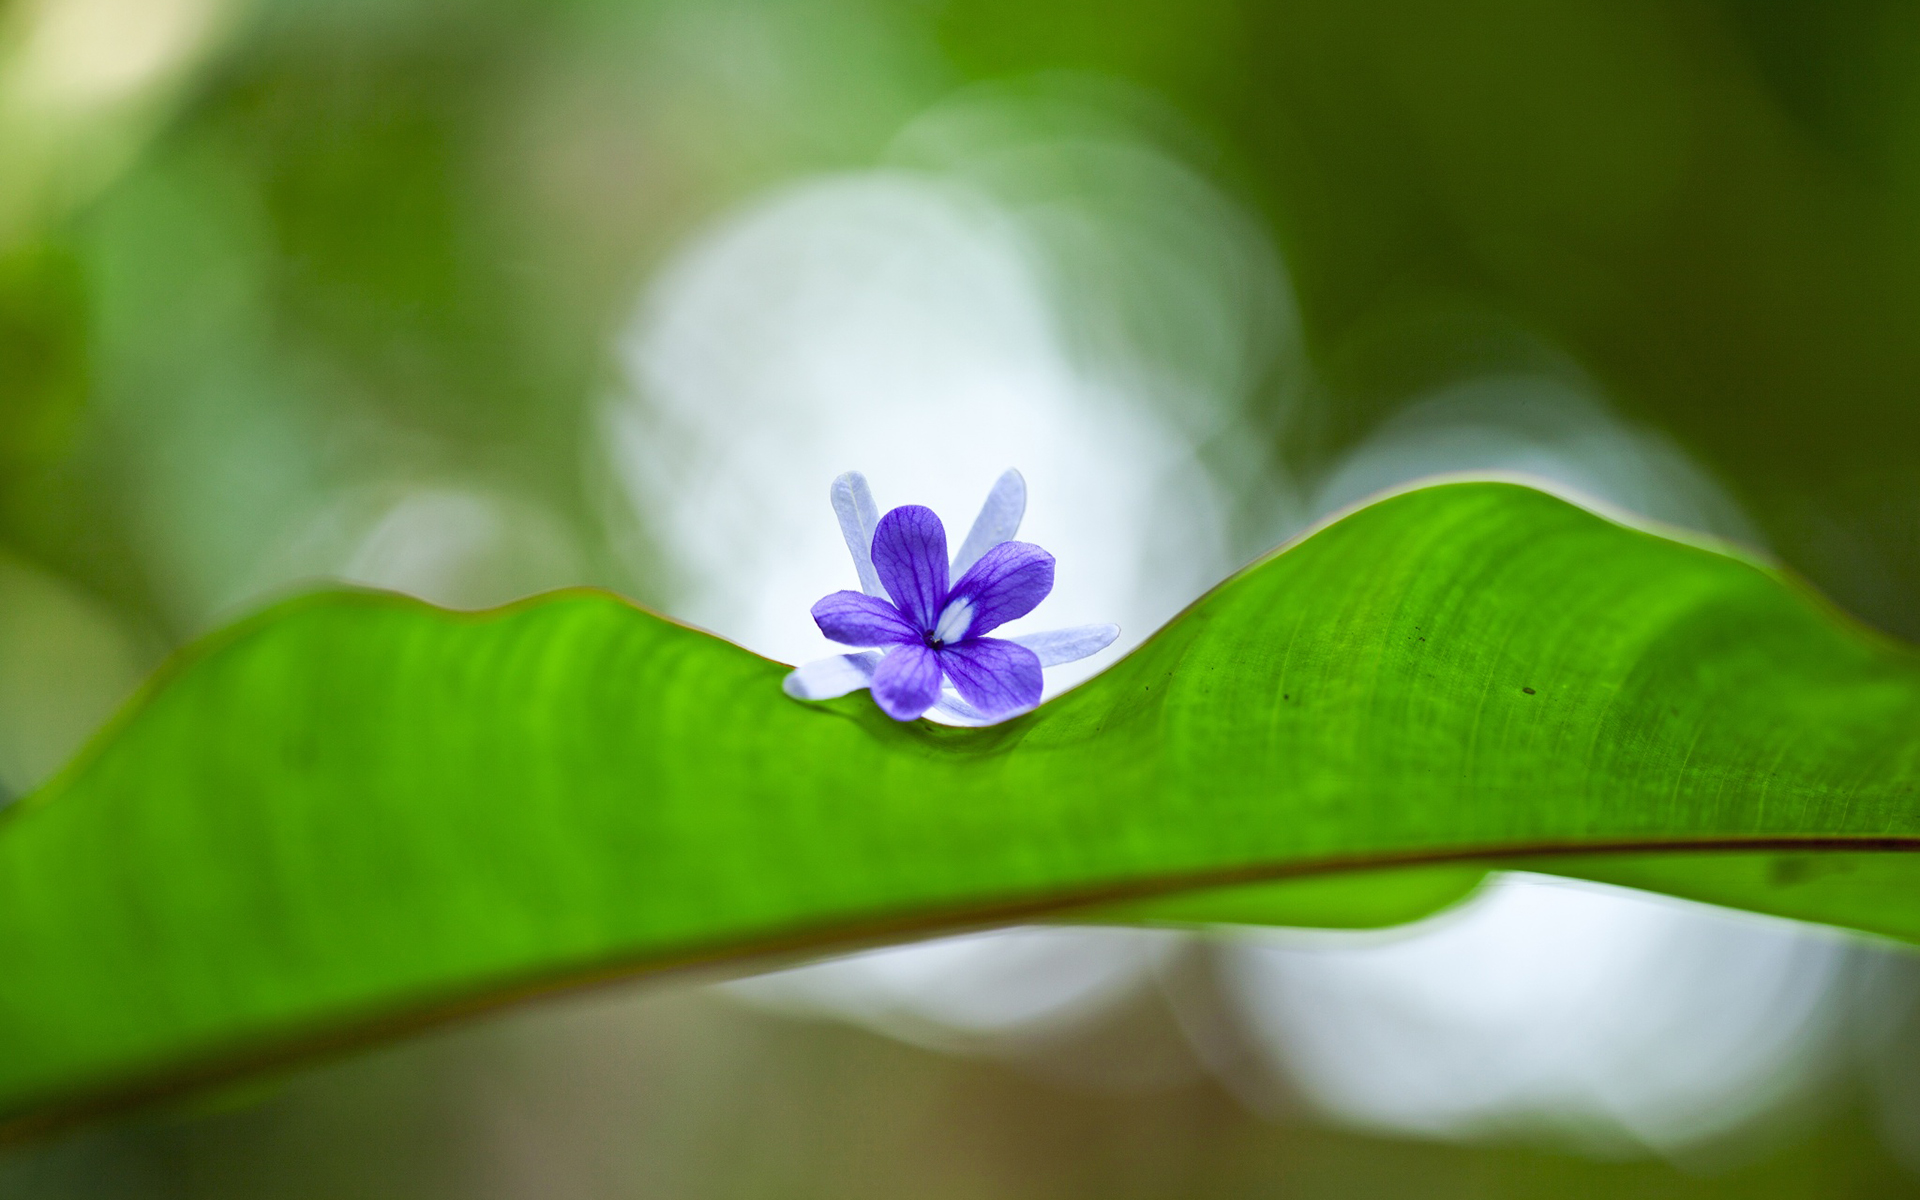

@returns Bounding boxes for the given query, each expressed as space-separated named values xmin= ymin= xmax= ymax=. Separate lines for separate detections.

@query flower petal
xmin=950 ymin=468 xmax=1025 ymax=577
xmin=1006 ymin=624 xmax=1120 ymax=667
xmin=830 ymin=471 xmax=885 ymax=598
xmin=871 ymin=505 xmax=949 ymax=630
xmin=929 ymin=690 xmax=991 ymax=725
xmin=870 ymin=641 xmax=944 ymax=721
xmin=938 ymin=637 xmax=1042 ymax=719
xmin=782 ymin=651 xmax=882 ymax=701
xmin=810 ymin=591 xmax=917 ymax=647
xmin=945 ymin=540 xmax=1055 ymax=638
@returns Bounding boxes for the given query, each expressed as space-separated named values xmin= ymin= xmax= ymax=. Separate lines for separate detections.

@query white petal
xmin=930 ymin=690 xmax=993 ymax=724
xmin=1007 ymin=624 xmax=1120 ymax=668
xmin=830 ymin=471 xmax=885 ymax=598
xmin=933 ymin=597 xmax=975 ymax=646
xmin=783 ymin=651 xmax=883 ymax=701
xmin=950 ymin=468 xmax=1025 ymax=577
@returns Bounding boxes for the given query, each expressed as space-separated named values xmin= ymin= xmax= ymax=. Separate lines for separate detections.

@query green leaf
xmin=4 ymin=480 xmax=1919 ymax=1137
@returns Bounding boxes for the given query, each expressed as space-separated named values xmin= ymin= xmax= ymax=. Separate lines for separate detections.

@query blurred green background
xmin=11 ymin=0 xmax=1920 ymax=1193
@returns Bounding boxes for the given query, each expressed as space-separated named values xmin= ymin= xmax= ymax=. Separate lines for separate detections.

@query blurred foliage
xmin=9 ymin=0 xmax=1920 ymax=637
xmin=5 ymin=982 xmax=1920 ymax=1200
xmin=941 ymin=0 xmax=1920 ymax=635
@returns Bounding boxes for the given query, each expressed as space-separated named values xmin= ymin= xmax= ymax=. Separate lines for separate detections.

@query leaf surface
xmin=5 ymin=481 xmax=1920 ymax=1135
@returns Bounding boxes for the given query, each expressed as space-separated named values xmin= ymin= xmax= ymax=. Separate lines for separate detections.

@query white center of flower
xmin=932 ymin=597 xmax=975 ymax=646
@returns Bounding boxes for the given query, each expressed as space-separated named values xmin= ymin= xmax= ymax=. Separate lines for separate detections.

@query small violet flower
xmin=783 ymin=470 xmax=1118 ymax=723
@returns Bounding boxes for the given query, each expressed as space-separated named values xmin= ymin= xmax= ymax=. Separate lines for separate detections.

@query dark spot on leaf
xmin=1522 ymin=687 xmax=1535 ymax=695
xmin=1770 ymin=857 xmax=1813 ymax=886
xmin=1768 ymin=855 xmax=1855 ymax=887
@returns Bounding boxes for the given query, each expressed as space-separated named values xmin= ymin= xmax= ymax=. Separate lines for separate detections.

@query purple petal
xmin=871 ymin=505 xmax=949 ymax=630
xmin=871 ymin=642 xmax=944 ymax=720
xmin=810 ymin=591 xmax=917 ymax=648
xmin=938 ymin=638 xmax=1042 ymax=719
xmin=943 ymin=540 xmax=1055 ymax=639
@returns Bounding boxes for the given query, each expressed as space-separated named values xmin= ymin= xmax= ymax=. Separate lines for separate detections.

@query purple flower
xmin=784 ymin=470 xmax=1119 ymax=723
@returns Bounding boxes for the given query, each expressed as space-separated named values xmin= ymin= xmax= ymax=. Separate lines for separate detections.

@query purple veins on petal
xmin=943 ymin=540 xmax=1054 ymax=640
xmin=871 ymin=505 xmax=949 ymax=630
xmin=939 ymin=637 xmax=1043 ymax=719
xmin=871 ymin=641 xmax=945 ymax=721
xmin=810 ymin=590 xmax=918 ymax=648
